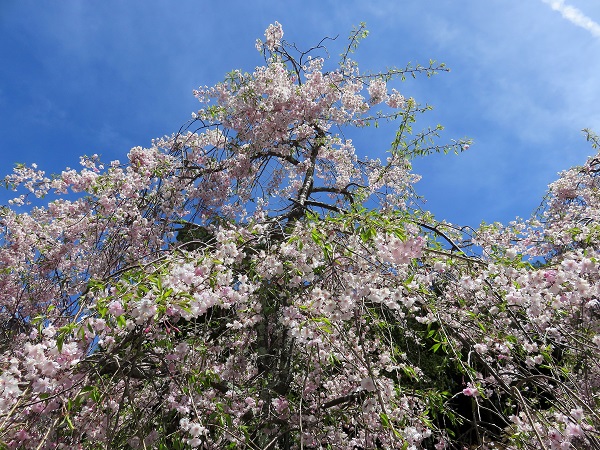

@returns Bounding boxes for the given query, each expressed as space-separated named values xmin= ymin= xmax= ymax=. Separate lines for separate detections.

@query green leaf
xmin=380 ymin=412 xmax=390 ymax=428
xmin=431 ymin=342 xmax=442 ymax=353
xmin=116 ymin=315 xmax=127 ymax=328
xmin=360 ymin=226 xmax=376 ymax=242
xmin=56 ymin=334 xmax=65 ymax=353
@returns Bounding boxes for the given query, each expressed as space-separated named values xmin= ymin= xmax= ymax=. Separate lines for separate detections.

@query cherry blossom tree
xmin=0 ymin=22 xmax=598 ymax=449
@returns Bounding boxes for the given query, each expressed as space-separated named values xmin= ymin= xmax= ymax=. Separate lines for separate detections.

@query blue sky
xmin=1 ymin=0 xmax=599 ymax=227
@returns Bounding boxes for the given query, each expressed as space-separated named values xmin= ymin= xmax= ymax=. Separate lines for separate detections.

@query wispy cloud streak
xmin=542 ymin=0 xmax=600 ymax=38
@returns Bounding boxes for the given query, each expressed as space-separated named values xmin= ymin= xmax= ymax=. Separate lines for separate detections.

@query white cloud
xmin=542 ymin=0 xmax=600 ymax=38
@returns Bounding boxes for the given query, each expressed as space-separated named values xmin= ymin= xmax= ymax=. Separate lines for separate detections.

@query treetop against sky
xmin=1 ymin=0 xmax=600 ymax=226
xmin=0 ymin=18 xmax=599 ymax=449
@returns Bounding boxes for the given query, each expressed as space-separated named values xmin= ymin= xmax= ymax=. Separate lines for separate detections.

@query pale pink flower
xmin=188 ymin=422 xmax=206 ymax=437
xmin=361 ymin=377 xmax=377 ymax=392
xmin=565 ymin=422 xmax=584 ymax=438
xmin=462 ymin=386 xmax=478 ymax=397
xmin=271 ymin=397 xmax=289 ymax=414
xmin=570 ymin=408 xmax=584 ymax=421
xmin=473 ymin=343 xmax=488 ymax=354
xmin=386 ymin=89 xmax=405 ymax=109
xmin=367 ymin=79 xmax=388 ymax=105
xmin=264 ymin=22 xmax=283 ymax=51
xmin=108 ymin=300 xmax=124 ymax=317
xmin=42 ymin=325 xmax=56 ymax=338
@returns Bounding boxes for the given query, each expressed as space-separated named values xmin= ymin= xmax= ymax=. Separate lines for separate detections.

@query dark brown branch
xmin=264 ymin=151 xmax=300 ymax=165
xmin=287 ymin=198 xmax=346 ymax=215
xmin=413 ymin=220 xmax=462 ymax=252
xmin=287 ymin=129 xmax=323 ymax=220
xmin=322 ymin=390 xmax=368 ymax=409
xmin=311 ymin=185 xmax=357 ymax=202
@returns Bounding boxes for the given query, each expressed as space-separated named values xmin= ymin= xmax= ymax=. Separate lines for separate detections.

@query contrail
xmin=542 ymin=0 xmax=600 ymax=38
